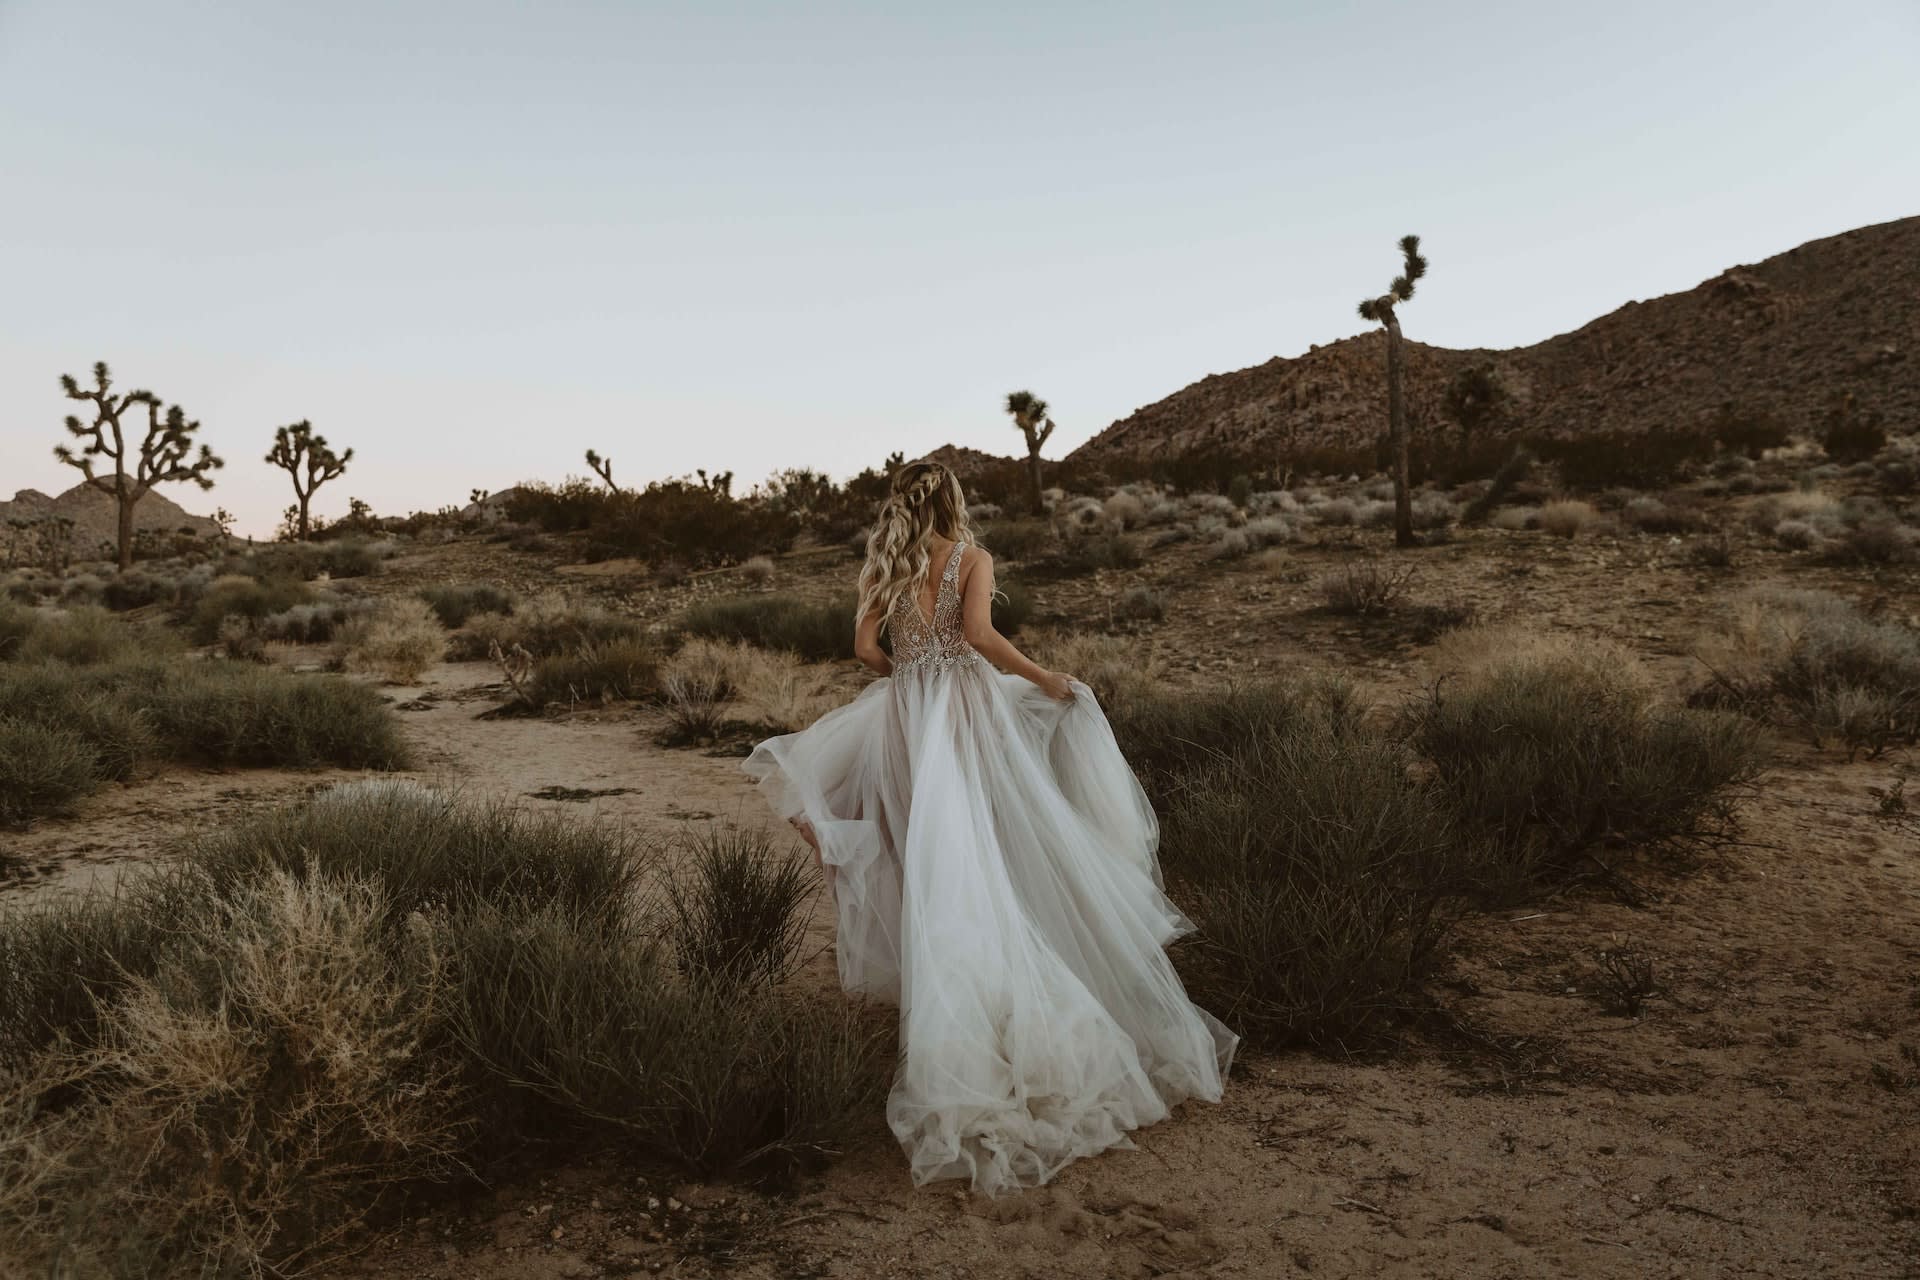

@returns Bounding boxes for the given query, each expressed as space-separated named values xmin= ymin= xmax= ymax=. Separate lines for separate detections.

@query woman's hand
xmin=1037 ymin=670 xmax=1077 ymax=702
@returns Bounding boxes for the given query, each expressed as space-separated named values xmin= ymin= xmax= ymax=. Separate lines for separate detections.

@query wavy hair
xmin=856 ymin=459 xmax=976 ymax=631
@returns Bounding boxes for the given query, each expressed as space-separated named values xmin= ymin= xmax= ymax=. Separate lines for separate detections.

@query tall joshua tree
xmin=1356 ymin=235 xmax=1429 ymax=548
xmin=265 ymin=421 xmax=353 ymax=541
xmin=1004 ymin=390 xmax=1055 ymax=514
xmin=585 ymin=449 xmax=619 ymax=492
xmin=54 ymin=361 xmax=224 ymax=571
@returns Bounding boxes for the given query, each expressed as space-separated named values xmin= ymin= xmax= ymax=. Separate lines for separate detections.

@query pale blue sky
xmin=3 ymin=1 xmax=1916 ymax=537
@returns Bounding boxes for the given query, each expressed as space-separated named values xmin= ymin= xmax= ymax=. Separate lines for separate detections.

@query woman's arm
xmin=959 ymin=548 xmax=1073 ymax=700
xmin=854 ymin=605 xmax=893 ymax=677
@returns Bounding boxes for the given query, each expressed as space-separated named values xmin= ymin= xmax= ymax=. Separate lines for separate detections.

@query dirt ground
xmin=4 ymin=518 xmax=1917 ymax=1280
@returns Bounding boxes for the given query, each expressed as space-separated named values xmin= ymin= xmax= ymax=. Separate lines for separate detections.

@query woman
xmin=743 ymin=459 xmax=1237 ymax=1196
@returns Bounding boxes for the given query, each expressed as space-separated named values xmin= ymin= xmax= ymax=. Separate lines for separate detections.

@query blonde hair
xmin=856 ymin=459 xmax=976 ymax=631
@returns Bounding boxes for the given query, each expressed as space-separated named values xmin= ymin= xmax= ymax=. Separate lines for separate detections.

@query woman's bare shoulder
xmin=960 ymin=544 xmax=994 ymax=576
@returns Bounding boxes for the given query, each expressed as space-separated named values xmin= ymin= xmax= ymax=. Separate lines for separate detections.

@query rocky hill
xmin=0 ymin=483 xmax=220 ymax=560
xmin=1068 ymin=216 xmax=1918 ymax=468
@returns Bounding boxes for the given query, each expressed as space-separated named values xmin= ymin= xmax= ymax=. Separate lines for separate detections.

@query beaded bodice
xmin=890 ymin=543 xmax=980 ymax=675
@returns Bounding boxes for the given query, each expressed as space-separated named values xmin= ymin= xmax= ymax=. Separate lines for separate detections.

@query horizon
xmin=4 ymin=1 xmax=1918 ymax=538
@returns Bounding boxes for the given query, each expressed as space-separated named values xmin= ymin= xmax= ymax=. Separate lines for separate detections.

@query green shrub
xmin=0 ymin=662 xmax=159 ymax=780
xmin=663 ymin=826 xmax=815 ymax=985
xmin=190 ymin=780 xmax=641 ymax=927
xmin=419 ymin=583 xmax=516 ymax=628
xmin=187 ymin=574 xmax=314 ymax=643
xmin=1118 ymin=680 xmax=1462 ymax=1048
xmin=0 ymin=604 xmax=34 ymax=660
xmin=1542 ymin=428 xmax=1715 ymax=490
xmin=522 ymin=637 xmax=661 ymax=709
xmin=145 ymin=664 xmax=411 ymax=769
xmin=1024 ymin=531 xmax=1142 ymax=580
xmin=99 ymin=569 xmax=176 ymax=612
xmin=1405 ymin=643 xmax=1766 ymax=888
xmin=11 ymin=605 xmax=165 ymax=666
xmin=447 ymin=901 xmax=887 ymax=1175
xmin=979 ymin=519 xmax=1054 ymax=561
xmin=0 ymin=717 xmax=100 ymax=824
xmin=681 ymin=594 xmax=855 ymax=662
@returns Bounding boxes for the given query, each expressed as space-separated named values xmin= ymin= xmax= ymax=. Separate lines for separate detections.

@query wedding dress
xmin=743 ymin=542 xmax=1238 ymax=1195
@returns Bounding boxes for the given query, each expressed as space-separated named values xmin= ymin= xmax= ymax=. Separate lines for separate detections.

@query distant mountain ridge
xmin=1067 ymin=216 xmax=1918 ymax=468
xmin=0 ymin=483 xmax=220 ymax=558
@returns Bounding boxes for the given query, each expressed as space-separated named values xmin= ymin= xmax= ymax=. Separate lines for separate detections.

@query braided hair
xmin=856 ymin=459 xmax=976 ymax=631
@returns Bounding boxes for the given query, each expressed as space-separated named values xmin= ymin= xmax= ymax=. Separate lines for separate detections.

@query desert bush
xmin=58 ymin=572 xmax=105 ymax=607
xmin=145 ymin=663 xmax=412 ymax=769
xmin=0 ymin=870 xmax=464 ymax=1276
xmin=1692 ymin=588 xmax=1920 ymax=756
xmin=0 ymin=663 xmax=161 ymax=782
xmin=0 ymin=604 xmax=34 ymax=661
xmin=1118 ymin=680 xmax=1462 ymax=1047
xmin=681 ymin=594 xmax=854 ymax=662
xmin=1407 ymin=626 xmax=1767 ymax=889
xmin=9 ymin=605 xmax=167 ymax=667
xmin=1536 ymin=499 xmax=1599 ymax=539
xmin=336 ymin=596 xmax=447 ymax=682
xmin=508 ymin=476 xmax=797 ymax=567
xmin=1490 ymin=505 xmax=1539 ymax=531
xmin=455 ymin=592 xmax=648 ymax=662
xmin=1773 ymin=519 xmax=1820 ymax=551
xmin=1031 ymin=633 xmax=1165 ymax=712
xmin=1542 ymin=427 xmax=1715 ymax=490
xmin=0 ymin=717 xmax=100 ymax=824
xmin=1312 ymin=496 xmax=1359 ymax=526
xmin=1819 ymin=393 xmax=1888 ymax=462
xmin=99 ymin=568 xmax=176 ymax=612
xmin=1710 ymin=405 xmax=1792 ymax=459
xmin=662 ymin=826 xmax=815 ymax=985
xmin=519 ymin=637 xmax=662 ymax=709
xmin=1621 ymin=494 xmax=1708 ymax=534
xmin=259 ymin=598 xmax=367 ymax=644
xmin=1116 ymin=584 xmax=1165 ymax=622
xmin=739 ymin=555 xmax=777 ymax=586
xmin=447 ymin=901 xmax=888 ymax=1175
xmin=1318 ymin=557 xmax=1416 ymax=616
xmin=980 ymin=519 xmax=1053 ymax=561
xmin=660 ymin=670 xmax=731 ymax=745
xmin=1682 ymin=532 xmax=1737 ymax=569
xmin=1103 ymin=492 xmax=1148 ymax=529
xmin=731 ymin=649 xmax=839 ymax=732
xmin=1823 ymin=516 xmax=1919 ymax=565
xmin=217 ymin=614 xmax=269 ymax=662
xmin=1025 ymin=531 xmax=1142 ymax=579
xmin=188 ymin=573 xmax=314 ymax=643
xmin=418 ymin=583 xmax=516 ymax=629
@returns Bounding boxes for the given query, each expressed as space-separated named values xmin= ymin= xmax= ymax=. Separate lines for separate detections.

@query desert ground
xmin=5 ymin=475 xmax=1916 ymax=1280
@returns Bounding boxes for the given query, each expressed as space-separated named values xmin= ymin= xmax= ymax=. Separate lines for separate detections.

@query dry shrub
xmin=524 ymin=638 xmax=661 ymax=709
xmin=0 ymin=718 xmax=99 ymax=825
xmin=739 ymin=555 xmax=777 ymax=586
xmin=1103 ymin=492 xmax=1148 ymax=530
xmin=1409 ymin=624 xmax=1766 ymax=891
xmin=12 ymin=605 xmax=170 ymax=667
xmin=1536 ymin=499 xmax=1598 ymax=539
xmin=681 ymin=595 xmax=854 ymax=662
xmin=1114 ymin=679 xmax=1462 ymax=1048
xmin=418 ymin=583 xmax=515 ymax=629
xmin=1691 ymin=588 xmax=1920 ymax=756
xmin=336 ymin=597 xmax=446 ymax=682
xmin=1318 ymin=557 xmax=1416 ymax=616
xmin=1489 ymin=505 xmax=1539 ymax=531
xmin=456 ymin=592 xmax=649 ymax=661
xmin=1030 ymin=632 xmax=1164 ymax=712
xmin=734 ymin=647 xmax=839 ymax=732
xmin=0 ymin=870 xmax=465 ymax=1277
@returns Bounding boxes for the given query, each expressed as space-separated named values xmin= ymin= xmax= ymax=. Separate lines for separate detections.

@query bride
xmin=743 ymin=458 xmax=1238 ymax=1195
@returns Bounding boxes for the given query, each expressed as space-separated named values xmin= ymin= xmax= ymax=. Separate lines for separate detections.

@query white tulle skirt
xmin=743 ymin=661 xmax=1239 ymax=1195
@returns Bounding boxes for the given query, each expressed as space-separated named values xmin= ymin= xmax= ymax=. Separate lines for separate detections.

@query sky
xmin=2 ymin=1 xmax=1916 ymax=538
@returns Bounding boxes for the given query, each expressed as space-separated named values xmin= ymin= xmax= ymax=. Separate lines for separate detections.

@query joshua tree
xmin=585 ymin=449 xmax=618 ymax=492
xmin=265 ymin=421 xmax=353 ymax=541
xmin=1356 ymin=235 xmax=1429 ymax=548
xmin=54 ymin=361 xmax=224 ymax=571
xmin=1004 ymin=390 xmax=1055 ymax=513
